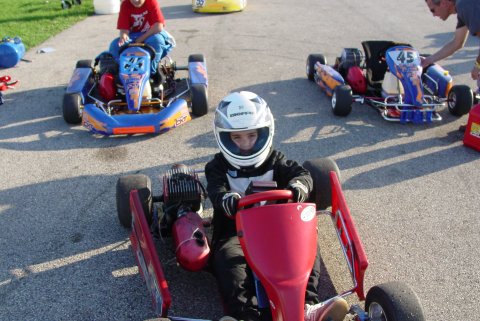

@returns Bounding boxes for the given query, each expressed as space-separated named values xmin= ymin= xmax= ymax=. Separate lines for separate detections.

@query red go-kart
xmin=116 ymin=159 xmax=425 ymax=321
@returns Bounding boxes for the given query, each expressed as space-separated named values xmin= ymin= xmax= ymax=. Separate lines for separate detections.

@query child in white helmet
xmin=205 ymin=91 xmax=349 ymax=321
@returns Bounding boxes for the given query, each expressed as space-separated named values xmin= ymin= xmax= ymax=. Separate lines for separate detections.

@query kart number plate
xmin=387 ymin=48 xmax=420 ymax=67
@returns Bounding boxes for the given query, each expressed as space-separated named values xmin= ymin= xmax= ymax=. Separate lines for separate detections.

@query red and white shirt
xmin=117 ymin=0 xmax=165 ymax=33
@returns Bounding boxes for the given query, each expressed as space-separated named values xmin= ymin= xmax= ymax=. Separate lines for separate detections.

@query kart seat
xmin=361 ymin=40 xmax=411 ymax=90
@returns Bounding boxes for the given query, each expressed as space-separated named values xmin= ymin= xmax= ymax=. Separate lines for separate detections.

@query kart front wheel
xmin=116 ymin=174 xmax=153 ymax=228
xmin=190 ymin=84 xmax=208 ymax=116
xmin=302 ymin=158 xmax=341 ymax=210
xmin=365 ymin=281 xmax=426 ymax=321
xmin=62 ymin=93 xmax=83 ymax=124
xmin=448 ymin=85 xmax=473 ymax=116
xmin=332 ymin=85 xmax=353 ymax=116
xmin=306 ymin=54 xmax=326 ymax=81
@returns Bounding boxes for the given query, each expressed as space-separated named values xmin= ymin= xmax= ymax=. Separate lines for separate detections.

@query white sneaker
xmin=304 ymin=297 xmax=349 ymax=321
xmin=218 ymin=316 xmax=238 ymax=321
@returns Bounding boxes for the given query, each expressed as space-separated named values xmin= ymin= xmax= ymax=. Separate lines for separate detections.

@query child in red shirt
xmin=109 ymin=0 xmax=174 ymax=76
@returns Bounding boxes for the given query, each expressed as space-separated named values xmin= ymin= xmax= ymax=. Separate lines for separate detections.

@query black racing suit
xmin=205 ymin=150 xmax=321 ymax=321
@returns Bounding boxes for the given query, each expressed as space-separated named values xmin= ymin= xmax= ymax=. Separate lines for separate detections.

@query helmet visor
xmin=219 ymin=127 xmax=270 ymax=158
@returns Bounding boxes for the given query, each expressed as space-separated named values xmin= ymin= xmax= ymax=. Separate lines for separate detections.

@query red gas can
xmin=463 ymin=104 xmax=480 ymax=152
xmin=172 ymin=210 xmax=210 ymax=271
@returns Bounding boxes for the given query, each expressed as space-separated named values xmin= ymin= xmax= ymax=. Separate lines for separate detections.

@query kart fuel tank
xmin=423 ymin=64 xmax=452 ymax=98
xmin=463 ymin=104 xmax=480 ymax=152
xmin=0 ymin=37 xmax=25 ymax=69
xmin=172 ymin=210 xmax=210 ymax=271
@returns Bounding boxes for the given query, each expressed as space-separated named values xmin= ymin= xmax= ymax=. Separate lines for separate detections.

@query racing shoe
xmin=304 ymin=297 xmax=349 ymax=321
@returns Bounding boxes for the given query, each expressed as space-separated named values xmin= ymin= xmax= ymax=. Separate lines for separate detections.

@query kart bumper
xmin=192 ymin=0 xmax=246 ymax=13
xmin=82 ymin=99 xmax=192 ymax=135
xmin=359 ymin=96 xmax=444 ymax=124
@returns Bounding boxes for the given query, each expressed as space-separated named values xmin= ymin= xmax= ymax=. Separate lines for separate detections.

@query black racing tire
xmin=332 ymin=85 xmax=353 ymax=116
xmin=190 ymin=83 xmax=209 ymax=116
xmin=365 ymin=281 xmax=426 ymax=321
xmin=76 ymin=59 xmax=92 ymax=69
xmin=116 ymin=174 xmax=153 ymax=228
xmin=306 ymin=54 xmax=327 ymax=81
xmin=188 ymin=54 xmax=206 ymax=63
xmin=62 ymin=93 xmax=83 ymax=124
xmin=75 ymin=0 xmax=82 ymax=4
xmin=447 ymin=84 xmax=473 ymax=116
xmin=302 ymin=158 xmax=341 ymax=210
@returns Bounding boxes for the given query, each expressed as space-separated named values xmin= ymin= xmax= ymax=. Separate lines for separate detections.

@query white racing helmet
xmin=214 ymin=91 xmax=275 ymax=169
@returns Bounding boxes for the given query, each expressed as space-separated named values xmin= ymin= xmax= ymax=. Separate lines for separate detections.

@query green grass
xmin=0 ymin=0 xmax=95 ymax=50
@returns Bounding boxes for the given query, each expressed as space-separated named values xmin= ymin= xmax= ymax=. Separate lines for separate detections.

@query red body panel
xmin=130 ymin=190 xmax=172 ymax=317
xmin=237 ymin=190 xmax=317 ymax=321
xmin=172 ymin=211 xmax=211 ymax=271
xmin=330 ymin=172 xmax=369 ymax=300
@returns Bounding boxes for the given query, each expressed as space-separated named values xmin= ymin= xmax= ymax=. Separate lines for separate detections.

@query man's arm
xmin=471 ymin=47 xmax=480 ymax=80
xmin=421 ymin=26 xmax=469 ymax=67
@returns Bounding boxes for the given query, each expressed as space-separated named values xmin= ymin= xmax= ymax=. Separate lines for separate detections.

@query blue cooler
xmin=0 ymin=37 xmax=25 ymax=69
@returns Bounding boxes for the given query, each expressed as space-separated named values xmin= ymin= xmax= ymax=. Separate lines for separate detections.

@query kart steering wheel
xmin=238 ymin=190 xmax=293 ymax=209
xmin=118 ymin=43 xmax=156 ymax=61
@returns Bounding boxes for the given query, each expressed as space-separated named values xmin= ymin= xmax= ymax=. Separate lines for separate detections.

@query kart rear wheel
xmin=365 ymin=281 xmax=426 ymax=321
xmin=62 ymin=93 xmax=83 ymax=124
xmin=188 ymin=54 xmax=206 ymax=63
xmin=116 ymin=174 xmax=153 ymax=228
xmin=306 ymin=54 xmax=326 ymax=81
xmin=190 ymin=83 xmax=209 ymax=116
xmin=76 ymin=59 xmax=92 ymax=69
xmin=302 ymin=158 xmax=341 ymax=210
xmin=447 ymin=84 xmax=473 ymax=116
xmin=332 ymin=85 xmax=353 ymax=116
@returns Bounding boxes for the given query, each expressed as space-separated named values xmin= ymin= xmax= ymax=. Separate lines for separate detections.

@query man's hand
xmin=287 ymin=180 xmax=309 ymax=203
xmin=420 ymin=56 xmax=433 ymax=69
xmin=221 ymin=192 xmax=241 ymax=218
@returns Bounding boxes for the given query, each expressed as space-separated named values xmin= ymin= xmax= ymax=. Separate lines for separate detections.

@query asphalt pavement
xmin=1 ymin=1 xmax=479 ymax=320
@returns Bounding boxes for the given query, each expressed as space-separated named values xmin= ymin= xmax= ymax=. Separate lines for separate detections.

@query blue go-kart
xmin=307 ymin=40 xmax=475 ymax=124
xmin=62 ymin=40 xmax=208 ymax=136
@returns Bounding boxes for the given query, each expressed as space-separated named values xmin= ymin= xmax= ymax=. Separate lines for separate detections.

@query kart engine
xmin=162 ymin=165 xmax=210 ymax=271
xmin=160 ymin=164 xmax=204 ymax=236
xmin=162 ymin=164 xmax=203 ymax=211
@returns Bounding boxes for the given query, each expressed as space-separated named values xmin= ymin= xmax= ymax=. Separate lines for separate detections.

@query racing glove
xmin=221 ymin=192 xmax=241 ymax=218
xmin=287 ymin=180 xmax=309 ymax=203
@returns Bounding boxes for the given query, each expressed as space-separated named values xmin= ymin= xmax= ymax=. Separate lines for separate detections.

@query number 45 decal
xmin=396 ymin=50 xmax=417 ymax=64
